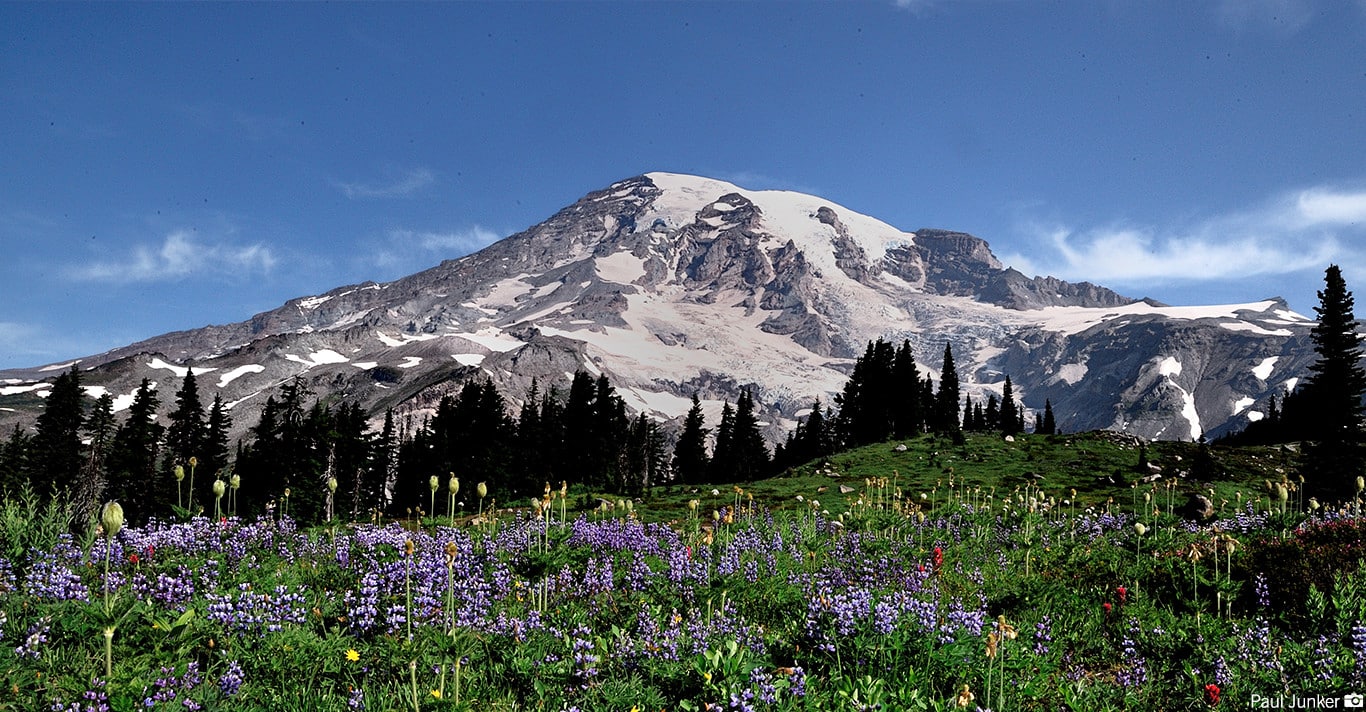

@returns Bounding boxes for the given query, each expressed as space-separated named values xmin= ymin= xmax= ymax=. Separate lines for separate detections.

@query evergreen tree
xmin=1041 ymin=399 xmax=1057 ymax=435
xmin=625 ymin=413 xmax=667 ymax=495
xmin=105 ymin=379 xmax=164 ymax=523
xmin=28 ymin=366 xmax=85 ymax=494
xmin=164 ymin=369 xmax=207 ymax=476
xmin=592 ymin=375 xmax=631 ymax=493
xmin=935 ymin=343 xmax=961 ymax=433
xmin=999 ymin=376 xmax=1020 ymax=436
xmin=834 ymin=339 xmax=902 ymax=447
xmin=203 ymin=395 xmax=233 ymax=479
xmin=673 ymin=394 xmax=710 ymax=485
xmin=512 ymin=380 xmax=546 ymax=494
xmin=892 ymin=340 xmax=925 ymax=438
xmin=329 ymin=402 xmax=372 ymax=523
xmin=729 ymin=389 xmax=770 ymax=481
xmin=983 ymin=395 xmax=999 ymax=432
xmin=0 ymin=426 xmax=31 ymax=495
xmin=74 ymin=393 xmax=117 ymax=523
xmin=362 ymin=409 xmax=397 ymax=519
xmin=710 ymin=402 xmax=736 ymax=482
xmin=1300 ymin=265 xmax=1366 ymax=500
xmin=780 ymin=399 xmax=833 ymax=469
xmin=562 ymin=371 xmax=599 ymax=488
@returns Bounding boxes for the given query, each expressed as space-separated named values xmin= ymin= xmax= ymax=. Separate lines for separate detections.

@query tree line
xmin=1 ymin=337 xmax=1057 ymax=527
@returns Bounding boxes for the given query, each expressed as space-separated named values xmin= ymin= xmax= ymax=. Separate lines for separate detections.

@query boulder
xmin=1180 ymin=493 xmax=1216 ymax=520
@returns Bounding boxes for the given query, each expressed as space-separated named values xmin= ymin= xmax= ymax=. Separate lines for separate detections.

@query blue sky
xmin=3 ymin=1 xmax=1366 ymax=369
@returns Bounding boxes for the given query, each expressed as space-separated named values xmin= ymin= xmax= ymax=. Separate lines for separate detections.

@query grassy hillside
xmin=638 ymin=431 xmax=1301 ymax=522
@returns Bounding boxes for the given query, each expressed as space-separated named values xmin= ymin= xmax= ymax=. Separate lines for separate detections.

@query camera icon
xmin=1345 ymin=693 xmax=1364 ymax=707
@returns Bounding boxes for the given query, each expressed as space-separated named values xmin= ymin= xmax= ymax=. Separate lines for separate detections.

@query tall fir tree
xmin=74 ymin=393 xmax=117 ymax=523
xmin=673 ymin=394 xmax=710 ymax=485
xmin=203 ymin=395 xmax=233 ymax=479
xmin=892 ymin=340 xmax=925 ymax=438
xmin=28 ymin=366 xmax=85 ymax=495
xmin=729 ymin=389 xmax=770 ymax=481
xmin=935 ymin=343 xmax=961 ymax=433
xmin=0 ymin=426 xmax=31 ymax=495
xmin=710 ymin=402 xmax=736 ymax=482
xmin=1300 ymin=265 xmax=1366 ymax=500
xmin=362 ymin=409 xmax=398 ymax=520
xmin=561 ymin=371 xmax=600 ymax=489
xmin=1041 ymin=399 xmax=1057 ymax=435
xmin=999 ymin=376 xmax=1020 ymax=436
xmin=164 ymin=369 xmax=207 ymax=479
xmin=105 ymin=379 xmax=164 ymax=523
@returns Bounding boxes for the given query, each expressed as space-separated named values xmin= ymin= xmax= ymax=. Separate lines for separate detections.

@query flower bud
xmin=101 ymin=501 xmax=124 ymax=539
xmin=448 ymin=476 xmax=459 ymax=495
xmin=429 ymin=476 xmax=440 ymax=493
xmin=230 ymin=474 xmax=241 ymax=490
xmin=213 ymin=479 xmax=227 ymax=498
xmin=1357 ymin=476 xmax=1364 ymax=493
xmin=174 ymin=465 xmax=185 ymax=482
xmin=477 ymin=482 xmax=488 ymax=499
xmin=188 ymin=456 xmax=198 ymax=468
xmin=327 ymin=477 xmax=338 ymax=494
xmin=1134 ymin=522 xmax=1147 ymax=536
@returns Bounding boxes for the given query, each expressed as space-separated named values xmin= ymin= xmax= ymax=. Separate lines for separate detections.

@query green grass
xmin=637 ymin=431 xmax=1299 ymax=522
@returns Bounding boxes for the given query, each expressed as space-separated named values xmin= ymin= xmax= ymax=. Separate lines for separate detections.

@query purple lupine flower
xmin=218 ymin=660 xmax=244 ymax=696
xmin=1033 ymin=615 xmax=1053 ymax=656
xmin=50 ymin=676 xmax=108 ymax=712
xmin=16 ymin=616 xmax=50 ymax=659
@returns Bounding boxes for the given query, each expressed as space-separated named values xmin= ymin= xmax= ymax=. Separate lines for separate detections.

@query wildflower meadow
xmin=4 ymin=433 xmax=1366 ymax=711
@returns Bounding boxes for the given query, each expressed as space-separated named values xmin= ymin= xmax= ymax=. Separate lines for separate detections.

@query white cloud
xmin=370 ymin=227 xmax=502 ymax=272
xmin=335 ymin=168 xmax=436 ymax=199
xmin=1295 ymin=188 xmax=1366 ymax=226
xmin=1001 ymin=182 xmax=1366 ymax=285
xmin=892 ymin=0 xmax=937 ymax=12
xmin=1214 ymin=0 xmax=1315 ymax=34
xmin=64 ymin=230 xmax=276 ymax=284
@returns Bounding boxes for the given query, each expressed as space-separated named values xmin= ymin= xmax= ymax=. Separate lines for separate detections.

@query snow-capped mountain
xmin=0 ymin=173 xmax=1316 ymax=442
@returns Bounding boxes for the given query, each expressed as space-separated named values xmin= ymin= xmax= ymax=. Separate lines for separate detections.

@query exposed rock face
xmin=0 ymin=172 xmax=1317 ymax=445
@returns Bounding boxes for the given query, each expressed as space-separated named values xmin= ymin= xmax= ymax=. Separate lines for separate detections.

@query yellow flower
xmin=430 ymin=689 xmax=442 ymax=699
xmin=345 ymin=649 xmax=360 ymax=662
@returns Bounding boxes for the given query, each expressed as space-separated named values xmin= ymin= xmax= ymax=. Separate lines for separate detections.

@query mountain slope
xmin=0 ymin=173 xmax=1315 ymax=443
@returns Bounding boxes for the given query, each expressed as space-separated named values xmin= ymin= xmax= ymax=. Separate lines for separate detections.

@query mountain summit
xmin=0 ymin=173 xmax=1314 ymax=442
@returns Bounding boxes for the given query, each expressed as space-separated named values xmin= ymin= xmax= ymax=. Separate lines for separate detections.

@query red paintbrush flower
xmin=1117 ymin=586 xmax=1127 ymax=604
xmin=1205 ymin=683 xmax=1220 ymax=706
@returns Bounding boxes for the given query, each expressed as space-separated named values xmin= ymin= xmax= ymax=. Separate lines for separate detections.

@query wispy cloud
xmin=1214 ymin=0 xmax=1316 ymax=34
xmin=335 ymin=168 xmax=436 ymax=199
xmin=892 ymin=0 xmax=938 ymax=12
xmin=368 ymin=226 xmax=502 ymax=273
xmin=64 ymin=230 xmax=276 ymax=284
xmin=1000 ymin=183 xmax=1366 ymax=285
